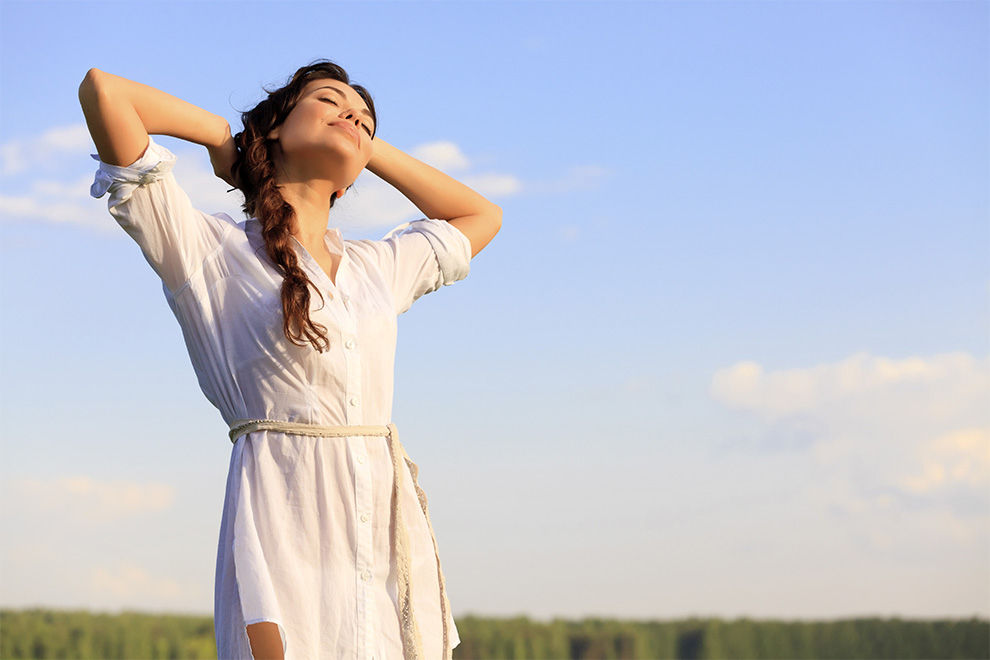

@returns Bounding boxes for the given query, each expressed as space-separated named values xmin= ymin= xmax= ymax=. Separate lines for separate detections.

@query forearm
xmin=81 ymin=69 xmax=229 ymax=154
xmin=366 ymin=137 xmax=499 ymax=221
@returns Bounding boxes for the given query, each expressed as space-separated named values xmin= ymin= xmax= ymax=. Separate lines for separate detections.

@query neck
xmin=268 ymin=152 xmax=347 ymax=247
xmin=277 ymin=181 xmax=335 ymax=248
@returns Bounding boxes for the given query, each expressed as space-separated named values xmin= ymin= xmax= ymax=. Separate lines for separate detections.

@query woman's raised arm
xmin=78 ymin=68 xmax=231 ymax=168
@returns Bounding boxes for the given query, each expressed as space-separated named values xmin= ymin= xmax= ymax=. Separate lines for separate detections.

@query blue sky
xmin=1 ymin=0 xmax=987 ymax=622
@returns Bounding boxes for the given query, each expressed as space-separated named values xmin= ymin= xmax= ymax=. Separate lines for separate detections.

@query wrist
xmin=207 ymin=118 xmax=232 ymax=151
xmin=366 ymin=136 xmax=393 ymax=176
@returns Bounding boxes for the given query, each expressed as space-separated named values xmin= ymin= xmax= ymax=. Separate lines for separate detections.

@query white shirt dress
xmin=89 ymin=136 xmax=468 ymax=659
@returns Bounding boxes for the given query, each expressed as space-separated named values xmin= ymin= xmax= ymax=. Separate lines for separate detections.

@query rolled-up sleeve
xmin=90 ymin=135 xmax=232 ymax=294
xmin=374 ymin=218 xmax=472 ymax=315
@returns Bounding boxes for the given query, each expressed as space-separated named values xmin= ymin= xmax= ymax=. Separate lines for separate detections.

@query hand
xmin=365 ymin=134 xmax=386 ymax=176
xmin=208 ymin=123 xmax=241 ymax=190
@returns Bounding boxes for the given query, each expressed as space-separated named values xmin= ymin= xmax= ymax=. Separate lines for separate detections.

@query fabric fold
xmin=90 ymin=135 xmax=177 ymax=207
xmin=227 ymin=418 xmax=454 ymax=660
xmin=376 ymin=217 xmax=472 ymax=315
xmin=384 ymin=219 xmax=472 ymax=286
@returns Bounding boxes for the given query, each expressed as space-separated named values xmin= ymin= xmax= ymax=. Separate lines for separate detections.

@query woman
xmin=79 ymin=59 xmax=501 ymax=660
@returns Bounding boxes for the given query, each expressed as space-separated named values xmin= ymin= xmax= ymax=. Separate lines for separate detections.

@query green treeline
xmin=0 ymin=609 xmax=987 ymax=659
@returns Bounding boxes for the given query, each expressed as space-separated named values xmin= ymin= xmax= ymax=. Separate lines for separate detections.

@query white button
xmin=360 ymin=513 xmax=369 ymax=522
xmin=349 ymin=396 xmax=358 ymax=406
xmin=362 ymin=569 xmax=372 ymax=581
xmin=357 ymin=454 xmax=365 ymax=464
xmin=345 ymin=339 xmax=355 ymax=349
xmin=342 ymin=293 xmax=350 ymax=302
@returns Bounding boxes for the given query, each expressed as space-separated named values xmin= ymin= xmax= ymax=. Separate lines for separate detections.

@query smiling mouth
xmin=331 ymin=123 xmax=359 ymax=145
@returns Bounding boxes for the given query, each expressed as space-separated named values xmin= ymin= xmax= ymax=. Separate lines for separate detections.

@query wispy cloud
xmin=90 ymin=562 xmax=185 ymax=603
xmin=0 ymin=125 xmax=246 ymax=234
xmin=709 ymin=350 xmax=990 ymax=540
xmin=460 ymin=173 xmax=522 ymax=197
xmin=5 ymin=475 xmax=175 ymax=523
xmin=335 ymin=139 xmax=521 ymax=231
xmin=1 ymin=124 xmax=92 ymax=176
xmin=899 ymin=427 xmax=989 ymax=494
xmin=522 ymin=164 xmax=611 ymax=195
xmin=0 ymin=477 xmax=208 ymax=612
xmin=0 ymin=125 xmax=526 ymax=236
xmin=0 ymin=173 xmax=115 ymax=233
xmin=409 ymin=140 xmax=472 ymax=171
xmin=710 ymin=351 xmax=987 ymax=421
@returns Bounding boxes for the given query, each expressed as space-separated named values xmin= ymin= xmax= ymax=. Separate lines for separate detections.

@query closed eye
xmin=320 ymin=97 xmax=373 ymax=136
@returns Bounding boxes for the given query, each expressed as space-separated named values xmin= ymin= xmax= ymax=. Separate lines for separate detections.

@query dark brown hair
xmin=228 ymin=59 xmax=378 ymax=353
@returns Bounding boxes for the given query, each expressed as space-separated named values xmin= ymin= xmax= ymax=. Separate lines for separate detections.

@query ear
xmin=267 ymin=126 xmax=279 ymax=141
xmin=334 ymin=187 xmax=347 ymax=200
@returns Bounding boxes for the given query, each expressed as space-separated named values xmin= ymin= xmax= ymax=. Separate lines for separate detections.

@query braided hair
xmin=228 ymin=58 xmax=378 ymax=353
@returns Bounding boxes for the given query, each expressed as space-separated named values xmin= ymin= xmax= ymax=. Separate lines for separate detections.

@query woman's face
xmin=267 ymin=78 xmax=376 ymax=192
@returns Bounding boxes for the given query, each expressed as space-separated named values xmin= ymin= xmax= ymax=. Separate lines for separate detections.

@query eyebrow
xmin=313 ymin=85 xmax=374 ymax=125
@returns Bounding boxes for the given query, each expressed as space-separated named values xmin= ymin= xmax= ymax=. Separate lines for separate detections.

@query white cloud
xmin=460 ymin=173 xmax=523 ymax=197
xmin=334 ymin=168 xmax=519 ymax=232
xmin=169 ymin=148 xmax=246 ymax=220
xmin=409 ymin=140 xmax=471 ymax=171
xmin=709 ymin=350 xmax=990 ymax=536
xmin=899 ymin=427 xmax=990 ymax=494
xmin=0 ymin=173 xmax=118 ymax=233
xmin=710 ymin=350 xmax=988 ymax=421
xmin=0 ymin=475 xmax=211 ymax=613
xmin=5 ymin=475 xmax=175 ymax=523
xmin=1 ymin=123 xmax=525 ymax=235
xmin=1 ymin=124 xmax=92 ymax=176
xmin=90 ymin=562 xmax=184 ymax=603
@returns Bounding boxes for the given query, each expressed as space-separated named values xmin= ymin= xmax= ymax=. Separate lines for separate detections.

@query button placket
xmin=338 ymin=289 xmax=376 ymax=658
xmin=302 ymin=238 xmax=378 ymax=656
xmin=354 ymin=431 xmax=375 ymax=659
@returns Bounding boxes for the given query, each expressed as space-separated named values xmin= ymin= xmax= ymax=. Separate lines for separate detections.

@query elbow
xmin=78 ymin=68 xmax=104 ymax=101
xmin=82 ymin=67 xmax=104 ymax=83
xmin=489 ymin=204 xmax=503 ymax=231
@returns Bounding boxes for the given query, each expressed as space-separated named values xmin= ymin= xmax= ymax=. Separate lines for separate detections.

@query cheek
xmin=283 ymin=116 xmax=320 ymax=145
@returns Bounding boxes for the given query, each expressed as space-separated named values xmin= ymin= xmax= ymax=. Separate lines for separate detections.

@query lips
xmin=330 ymin=122 xmax=359 ymax=146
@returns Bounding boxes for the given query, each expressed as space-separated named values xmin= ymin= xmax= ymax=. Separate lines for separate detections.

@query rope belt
xmin=227 ymin=418 xmax=453 ymax=660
